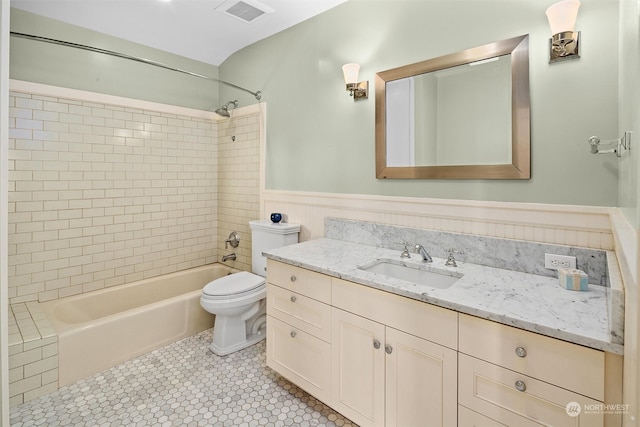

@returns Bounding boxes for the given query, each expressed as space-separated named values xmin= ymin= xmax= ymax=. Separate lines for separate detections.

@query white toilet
xmin=200 ymin=220 xmax=300 ymax=356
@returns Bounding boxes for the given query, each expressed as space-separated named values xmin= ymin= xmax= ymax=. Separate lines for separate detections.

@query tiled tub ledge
xmin=8 ymin=302 xmax=59 ymax=407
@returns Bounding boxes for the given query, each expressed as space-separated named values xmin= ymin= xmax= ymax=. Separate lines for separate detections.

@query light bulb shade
xmin=342 ymin=63 xmax=360 ymax=84
xmin=546 ymin=0 xmax=580 ymax=35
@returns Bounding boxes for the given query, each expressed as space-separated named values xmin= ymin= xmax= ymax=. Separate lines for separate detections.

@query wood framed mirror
xmin=375 ymin=34 xmax=530 ymax=179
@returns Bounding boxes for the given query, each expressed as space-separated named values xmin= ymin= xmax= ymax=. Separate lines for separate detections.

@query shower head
xmin=215 ymin=100 xmax=238 ymax=117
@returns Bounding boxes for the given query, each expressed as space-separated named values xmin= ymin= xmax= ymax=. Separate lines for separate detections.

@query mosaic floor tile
xmin=10 ymin=329 xmax=357 ymax=427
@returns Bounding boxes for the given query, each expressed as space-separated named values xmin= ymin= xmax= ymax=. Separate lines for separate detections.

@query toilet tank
xmin=249 ymin=220 xmax=300 ymax=277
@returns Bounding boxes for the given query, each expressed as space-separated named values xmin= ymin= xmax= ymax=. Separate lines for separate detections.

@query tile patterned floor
xmin=10 ymin=329 xmax=357 ymax=427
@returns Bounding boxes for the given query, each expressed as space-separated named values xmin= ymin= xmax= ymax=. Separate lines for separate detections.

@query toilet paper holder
xmin=588 ymin=131 xmax=631 ymax=157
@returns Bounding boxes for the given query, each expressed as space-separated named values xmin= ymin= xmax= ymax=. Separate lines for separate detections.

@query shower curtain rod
xmin=10 ymin=31 xmax=262 ymax=101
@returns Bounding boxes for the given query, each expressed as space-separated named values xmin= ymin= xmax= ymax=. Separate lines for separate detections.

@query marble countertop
xmin=264 ymin=238 xmax=623 ymax=355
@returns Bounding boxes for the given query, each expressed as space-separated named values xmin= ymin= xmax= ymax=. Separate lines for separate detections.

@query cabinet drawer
xmin=267 ymin=260 xmax=331 ymax=303
xmin=267 ymin=283 xmax=331 ymax=342
xmin=459 ymin=353 xmax=603 ymax=427
xmin=459 ymin=314 xmax=604 ymax=400
xmin=332 ymin=278 xmax=458 ymax=350
xmin=459 ymin=405 xmax=507 ymax=427
xmin=266 ymin=315 xmax=331 ymax=404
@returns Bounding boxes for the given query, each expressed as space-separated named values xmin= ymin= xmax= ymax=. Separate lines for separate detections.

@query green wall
xmin=220 ymin=0 xmax=620 ymax=206
xmin=10 ymin=8 xmax=220 ymax=111
xmin=9 ymin=2 xmax=623 ymax=207
xmin=619 ymin=0 xmax=640 ymax=228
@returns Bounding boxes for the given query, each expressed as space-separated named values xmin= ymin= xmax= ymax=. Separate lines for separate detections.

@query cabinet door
xmin=385 ymin=327 xmax=457 ymax=427
xmin=266 ymin=316 xmax=332 ymax=403
xmin=331 ymin=308 xmax=385 ymax=427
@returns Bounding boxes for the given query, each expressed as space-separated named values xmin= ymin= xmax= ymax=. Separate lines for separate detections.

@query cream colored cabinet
xmin=266 ymin=260 xmax=621 ymax=427
xmin=331 ymin=308 xmax=385 ymax=426
xmin=458 ymin=313 xmax=607 ymax=427
xmin=266 ymin=260 xmax=332 ymax=403
xmin=385 ymin=326 xmax=458 ymax=427
xmin=267 ymin=316 xmax=331 ymax=402
xmin=458 ymin=405 xmax=508 ymax=427
xmin=331 ymin=279 xmax=458 ymax=427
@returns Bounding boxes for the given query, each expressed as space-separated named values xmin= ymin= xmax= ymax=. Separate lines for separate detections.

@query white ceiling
xmin=10 ymin=0 xmax=347 ymax=66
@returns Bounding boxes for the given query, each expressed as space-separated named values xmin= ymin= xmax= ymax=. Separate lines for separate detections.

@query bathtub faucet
xmin=222 ymin=253 xmax=236 ymax=262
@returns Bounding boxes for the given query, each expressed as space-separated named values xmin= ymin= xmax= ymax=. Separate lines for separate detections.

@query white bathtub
xmin=41 ymin=263 xmax=234 ymax=386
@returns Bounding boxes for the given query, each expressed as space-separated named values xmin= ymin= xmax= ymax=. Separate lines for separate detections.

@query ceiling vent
xmin=223 ymin=0 xmax=272 ymax=23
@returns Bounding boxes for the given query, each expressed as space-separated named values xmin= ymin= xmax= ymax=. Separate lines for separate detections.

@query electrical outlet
xmin=544 ymin=253 xmax=577 ymax=270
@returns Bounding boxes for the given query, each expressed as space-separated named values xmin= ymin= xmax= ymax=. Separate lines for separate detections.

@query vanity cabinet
xmin=458 ymin=313 xmax=605 ymax=427
xmin=266 ymin=260 xmax=458 ymax=427
xmin=266 ymin=259 xmax=619 ymax=427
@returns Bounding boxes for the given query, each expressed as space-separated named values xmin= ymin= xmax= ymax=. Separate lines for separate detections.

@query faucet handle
xmin=225 ymin=231 xmax=240 ymax=249
xmin=445 ymin=248 xmax=463 ymax=267
xmin=399 ymin=242 xmax=411 ymax=258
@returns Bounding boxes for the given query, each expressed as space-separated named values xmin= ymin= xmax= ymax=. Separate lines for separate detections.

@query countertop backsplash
xmin=324 ymin=217 xmax=610 ymax=287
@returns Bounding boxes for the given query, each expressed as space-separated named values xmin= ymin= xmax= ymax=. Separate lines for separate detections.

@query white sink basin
xmin=359 ymin=260 xmax=462 ymax=290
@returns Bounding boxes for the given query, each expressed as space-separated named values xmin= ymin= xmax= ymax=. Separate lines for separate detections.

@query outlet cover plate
xmin=544 ymin=253 xmax=577 ymax=270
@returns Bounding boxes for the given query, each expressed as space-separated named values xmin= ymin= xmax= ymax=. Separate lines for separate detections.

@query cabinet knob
xmin=290 ymin=331 xmax=297 ymax=338
xmin=385 ymin=345 xmax=393 ymax=354
xmin=290 ymin=275 xmax=297 ymax=282
xmin=373 ymin=340 xmax=381 ymax=349
xmin=515 ymin=380 xmax=526 ymax=392
xmin=515 ymin=346 xmax=527 ymax=358
xmin=290 ymin=295 xmax=297 ymax=303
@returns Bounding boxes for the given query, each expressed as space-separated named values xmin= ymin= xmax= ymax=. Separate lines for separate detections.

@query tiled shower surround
xmin=8 ymin=91 xmax=218 ymax=303
xmin=8 ymin=90 xmax=261 ymax=303
xmin=7 ymin=86 xmax=261 ymax=405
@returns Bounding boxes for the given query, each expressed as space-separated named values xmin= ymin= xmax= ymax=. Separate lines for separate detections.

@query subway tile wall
xmin=216 ymin=114 xmax=261 ymax=273
xmin=8 ymin=91 xmax=218 ymax=303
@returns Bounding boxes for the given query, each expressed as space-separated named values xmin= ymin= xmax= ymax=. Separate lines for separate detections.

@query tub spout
xmin=222 ymin=253 xmax=236 ymax=262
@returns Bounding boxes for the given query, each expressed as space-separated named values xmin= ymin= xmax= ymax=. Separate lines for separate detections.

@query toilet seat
xmin=202 ymin=271 xmax=265 ymax=300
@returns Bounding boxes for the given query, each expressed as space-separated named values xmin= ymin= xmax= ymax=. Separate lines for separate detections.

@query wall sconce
xmin=546 ymin=0 xmax=581 ymax=63
xmin=342 ymin=63 xmax=368 ymax=100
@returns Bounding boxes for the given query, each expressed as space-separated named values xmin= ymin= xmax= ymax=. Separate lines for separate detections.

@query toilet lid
xmin=202 ymin=271 xmax=265 ymax=297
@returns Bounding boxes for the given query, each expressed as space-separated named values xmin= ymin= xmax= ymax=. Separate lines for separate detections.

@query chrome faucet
xmin=414 ymin=244 xmax=433 ymax=263
xmin=222 ymin=253 xmax=236 ymax=262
